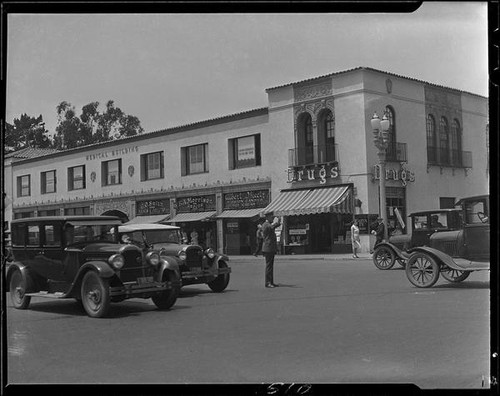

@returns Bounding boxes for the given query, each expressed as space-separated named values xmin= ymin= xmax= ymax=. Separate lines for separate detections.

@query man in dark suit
xmin=371 ymin=217 xmax=385 ymax=249
xmin=261 ymin=213 xmax=281 ymax=288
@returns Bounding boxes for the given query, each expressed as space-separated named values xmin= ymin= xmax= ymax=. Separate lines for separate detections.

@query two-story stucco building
xmin=3 ymin=67 xmax=489 ymax=255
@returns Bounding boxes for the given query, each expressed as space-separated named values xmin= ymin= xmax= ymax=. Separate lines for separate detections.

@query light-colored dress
xmin=351 ymin=224 xmax=360 ymax=249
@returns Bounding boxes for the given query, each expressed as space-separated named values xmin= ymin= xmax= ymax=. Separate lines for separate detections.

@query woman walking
xmin=350 ymin=219 xmax=361 ymax=258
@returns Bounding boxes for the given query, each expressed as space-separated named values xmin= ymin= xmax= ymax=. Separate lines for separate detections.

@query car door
xmin=410 ymin=214 xmax=433 ymax=247
xmin=40 ymin=222 xmax=67 ymax=282
xmin=462 ymin=198 xmax=490 ymax=262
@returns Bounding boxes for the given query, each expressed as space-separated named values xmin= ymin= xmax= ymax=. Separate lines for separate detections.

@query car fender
xmin=215 ymin=253 xmax=230 ymax=266
xmin=408 ymin=246 xmax=457 ymax=268
xmin=6 ymin=261 xmax=38 ymax=292
xmin=77 ymin=261 xmax=116 ymax=279
xmin=375 ymin=241 xmax=406 ymax=259
xmin=158 ymin=256 xmax=181 ymax=280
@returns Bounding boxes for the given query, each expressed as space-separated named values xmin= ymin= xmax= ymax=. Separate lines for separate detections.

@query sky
xmin=5 ymin=2 xmax=489 ymax=138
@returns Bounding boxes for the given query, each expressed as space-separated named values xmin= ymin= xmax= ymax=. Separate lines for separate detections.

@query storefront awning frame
xmin=124 ymin=214 xmax=171 ymax=225
xmin=167 ymin=211 xmax=217 ymax=223
xmin=217 ymin=208 xmax=265 ymax=219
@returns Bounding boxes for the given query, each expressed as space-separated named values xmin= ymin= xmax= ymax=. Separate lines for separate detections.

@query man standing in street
xmin=371 ymin=216 xmax=385 ymax=251
xmin=261 ymin=213 xmax=281 ymax=288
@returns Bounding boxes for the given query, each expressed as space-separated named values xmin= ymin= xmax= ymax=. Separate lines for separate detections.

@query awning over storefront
xmin=293 ymin=185 xmax=352 ymax=215
xmin=217 ymin=208 xmax=264 ymax=219
xmin=261 ymin=189 xmax=311 ymax=217
xmin=167 ymin=211 xmax=217 ymax=223
xmin=262 ymin=185 xmax=353 ymax=216
xmin=124 ymin=214 xmax=171 ymax=225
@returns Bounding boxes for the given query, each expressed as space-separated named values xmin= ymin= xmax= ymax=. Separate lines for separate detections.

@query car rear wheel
xmin=406 ymin=253 xmax=440 ymax=288
xmin=81 ymin=271 xmax=111 ymax=318
xmin=372 ymin=246 xmax=396 ymax=270
xmin=9 ymin=270 xmax=31 ymax=309
xmin=152 ymin=270 xmax=179 ymax=310
xmin=441 ymin=267 xmax=471 ymax=283
xmin=207 ymin=261 xmax=230 ymax=292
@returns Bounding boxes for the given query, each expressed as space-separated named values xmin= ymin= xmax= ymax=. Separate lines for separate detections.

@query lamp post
xmin=371 ymin=112 xmax=391 ymax=240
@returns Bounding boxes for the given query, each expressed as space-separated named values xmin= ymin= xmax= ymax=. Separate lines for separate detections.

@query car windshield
xmin=65 ymin=224 xmax=118 ymax=245
xmin=142 ymin=229 xmax=182 ymax=244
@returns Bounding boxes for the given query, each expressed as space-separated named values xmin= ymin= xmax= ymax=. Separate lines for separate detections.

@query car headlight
xmin=146 ymin=251 xmax=160 ymax=266
xmin=178 ymin=251 xmax=187 ymax=261
xmin=205 ymin=248 xmax=215 ymax=259
xmin=108 ymin=254 xmax=124 ymax=270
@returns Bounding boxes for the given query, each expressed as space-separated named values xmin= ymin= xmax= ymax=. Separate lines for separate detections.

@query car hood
xmin=155 ymin=242 xmax=201 ymax=254
xmin=79 ymin=243 xmax=140 ymax=254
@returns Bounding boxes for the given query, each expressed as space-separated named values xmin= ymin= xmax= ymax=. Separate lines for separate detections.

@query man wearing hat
xmin=371 ymin=216 xmax=385 ymax=250
xmin=261 ymin=212 xmax=281 ymax=288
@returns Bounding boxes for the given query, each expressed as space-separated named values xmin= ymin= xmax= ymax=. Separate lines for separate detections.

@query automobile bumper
xmin=109 ymin=280 xmax=181 ymax=297
xmin=181 ymin=267 xmax=231 ymax=281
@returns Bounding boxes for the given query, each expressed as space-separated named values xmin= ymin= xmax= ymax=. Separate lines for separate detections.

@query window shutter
xmin=17 ymin=177 xmax=21 ymax=197
xmin=228 ymin=139 xmax=235 ymax=170
xmin=140 ymin=155 xmax=146 ymax=181
xmin=82 ymin=165 xmax=86 ymax=189
xmin=255 ymin=134 xmax=261 ymax=166
xmin=181 ymin=148 xmax=187 ymax=176
xmin=41 ymin=173 xmax=46 ymax=194
xmin=54 ymin=171 xmax=57 ymax=193
xmin=160 ymin=152 xmax=164 ymax=178
xmin=68 ymin=168 xmax=72 ymax=191
xmin=118 ymin=160 xmax=122 ymax=184
xmin=101 ymin=162 xmax=106 ymax=186
xmin=204 ymin=144 xmax=209 ymax=172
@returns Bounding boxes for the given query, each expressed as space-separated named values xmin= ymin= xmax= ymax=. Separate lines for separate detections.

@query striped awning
xmin=262 ymin=185 xmax=353 ymax=217
xmin=167 ymin=211 xmax=217 ymax=223
xmin=293 ymin=185 xmax=352 ymax=215
xmin=261 ymin=189 xmax=311 ymax=217
xmin=217 ymin=208 xmax=264 ymax=219
xmin=124 ymin=214 xmax=171 ymax=225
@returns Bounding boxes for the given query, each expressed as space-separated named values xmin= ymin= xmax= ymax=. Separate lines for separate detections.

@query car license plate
xmin=137 ymin=276 xmax=154 ymax=285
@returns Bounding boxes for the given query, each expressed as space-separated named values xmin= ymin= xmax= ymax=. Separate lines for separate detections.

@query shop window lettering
xmin=373 ymin=163 xmax=415 ymax=186
xmin=287 ymin=164 xmax=339 ymax=184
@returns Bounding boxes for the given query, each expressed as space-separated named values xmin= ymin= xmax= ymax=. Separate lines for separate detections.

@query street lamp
xmin=371 ymin=111 xmax=391 ymax=240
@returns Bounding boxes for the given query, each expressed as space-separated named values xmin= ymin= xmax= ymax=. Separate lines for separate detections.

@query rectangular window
xmin=68 ymin=165 xmax=86 ymax=191
xmin=38 ymin=209 xmax=58 ymax=217
xmin=14 ymin=212 xmax=34 ymax=219
xmin=27 ymin=225 xmax=40 ymax=246
xmin=41 ymin=170 xmax=56 ymax=194
xmin=141 ymin=151 xmax=164 ymax=181
xmin=64 ymin=207 xmax=90 ymax=215
xmin=439 ymin=197 xmax=456 ymax=209
xmin=12 ymin=223 xmax=27 ymax=246
xmin=102 ymin=159 xmax=122 ymax=186
xmin=229 ymin=134 xmax=261 ymax=169
xmin=181 ymin=144 xmax=208 ymax=175
xmin=43 ymin=224 xmax=61 ymax=246
xmin=17 ymin=175 xmax=31 ymax=197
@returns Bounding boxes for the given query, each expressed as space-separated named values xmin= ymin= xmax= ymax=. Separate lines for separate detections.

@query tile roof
xmin=5 ymin=147 xmax=60 ymax=159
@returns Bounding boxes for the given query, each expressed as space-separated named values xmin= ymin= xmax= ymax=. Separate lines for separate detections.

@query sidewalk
xmin=230 ymin=253 xmax=373 ymax=261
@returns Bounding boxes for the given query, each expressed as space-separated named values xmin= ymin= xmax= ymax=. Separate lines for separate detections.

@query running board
xmin=25 ymin=291 xmax=68 ymax=299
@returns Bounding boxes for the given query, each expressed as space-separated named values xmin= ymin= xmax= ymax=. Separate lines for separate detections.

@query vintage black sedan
xmin=118 ymin=223 xmax=231 ymax=292
xmin=405 ymin=195 xmax=490 ymax=288
xmin=6 ymin=216 xmax=181 ymax=318
xmin=372 ymin=208 xmax=462 ymax=270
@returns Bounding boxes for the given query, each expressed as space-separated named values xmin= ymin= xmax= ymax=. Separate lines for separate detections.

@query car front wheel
xmin=372 ymin=246 xmax=396 ymax=270
xmin=406 ymin=253 xmax=440 ymax=288
xmin=207 ymin=261 xmax=230 ymax=292
xmin=9 ymin=270 xmax=31 ymax=309
xmin=81 ymin=271 xmax=111 ymax=318
xmin=441 ymin=267 xmax=471 ymax=283
xmin=152 ymin=270 xmax=179 ymax=310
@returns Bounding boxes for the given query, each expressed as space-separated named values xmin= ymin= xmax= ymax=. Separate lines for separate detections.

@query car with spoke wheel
xmin=6 ymin=216 xmax=181 ymax=318
xmin=405 ymin=195 xmax=489 ymax=288
xmin=118 ymin=223 xmax=231 ymax=292
xmin=372 ymin=208 xmax=462 ymax=270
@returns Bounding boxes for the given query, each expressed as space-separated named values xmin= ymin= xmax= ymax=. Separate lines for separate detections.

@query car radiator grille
xmin=185 ymin=247 xmax=203 ymax=268
xmin=119 ymin=249 xmax=147 ymax=282
xmin=438 ymin=241 xmax=459 ymax=257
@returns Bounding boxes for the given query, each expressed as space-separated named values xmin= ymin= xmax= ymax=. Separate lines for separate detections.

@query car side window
xmin=465 ymin=200 xmax=488 ymax=224
xmin=27 ymin=225 xmax=40 ymax=246
xmin=12 ymin=224 xmax=27 ymax=246
xmin=43 ymin=224 xmax=61 ymax=246
xmin=413 ymin=215 xmax=428 ymax=230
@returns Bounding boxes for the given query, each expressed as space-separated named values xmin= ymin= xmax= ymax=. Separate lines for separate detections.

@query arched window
xmin=451 ymin=119 xmax=462 ymax=166
xmin=439 ymin=116 xmax=450 ymax=165
xmin=385 ymin=106 xmax=397 ymax=161
xmin=296 ymin=112 xmax=314 ymax=165
xmin=426 ymin=114 xmax=437 ymax=163
xmin=317 ymin=110 xmax=335 ymax=162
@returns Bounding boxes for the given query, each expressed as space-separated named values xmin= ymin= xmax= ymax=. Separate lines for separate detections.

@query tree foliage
xmin=53 ymin=100 xmax=144 ymax=149
xmin=4 ymin=114 xmax=52 ymax=152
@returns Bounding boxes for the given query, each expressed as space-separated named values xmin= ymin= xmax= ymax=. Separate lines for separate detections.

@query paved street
xmin=5 ymin=255 xmax=490 ymax=390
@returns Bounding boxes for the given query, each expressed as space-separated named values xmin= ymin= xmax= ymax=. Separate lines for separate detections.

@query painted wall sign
xmin=137 ymin=199 xmax=170 ymax=216
xmin=177 ymin=195 xmax=216 ymax=213
xmin=373 ymin=163 xmax=415 ymax=186
xmin=86 ymin=146 xmax=139 ymax=161
xmin=286 ymin=163 xmax=339 ymax=184
xmin=223 ymin=190 xmax=270 ymax=210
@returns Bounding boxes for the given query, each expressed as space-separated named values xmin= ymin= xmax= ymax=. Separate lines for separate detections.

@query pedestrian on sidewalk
xmin=350 ymin=219 xmax=360 ymax=258
xmin=261 ymin=213 xmax=281 ymax=288
xmin=370 ymin=217 xmax=385 ymax=253
xmin=253 ymin=222 xmax=263 ymax=256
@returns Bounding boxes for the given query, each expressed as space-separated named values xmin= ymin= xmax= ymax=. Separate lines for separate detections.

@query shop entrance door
xmin=309 ymin=214 xmax=332 ymax=253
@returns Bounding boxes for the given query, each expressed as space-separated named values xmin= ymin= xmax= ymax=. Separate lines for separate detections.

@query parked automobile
xmin=372 ymin=208 xmax=462 ymax=270
xmin=405 ymin=195 xmax=490 ymax=287
xmin=118 ymin=223 xmax=231 ymax=292
xmin=6 ymin=216 xmax=181 ymax=318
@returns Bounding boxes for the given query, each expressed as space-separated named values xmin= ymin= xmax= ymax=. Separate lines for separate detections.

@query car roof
xmin=455 ymin=194 xmax=489 ymax=206
xmin=118 ymin=223 xmax=180 ymax=232
xmin=11 ymin=215 xmax=122 ymax=224
xmin=408 ymin=208 xmax=461 ymax=217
